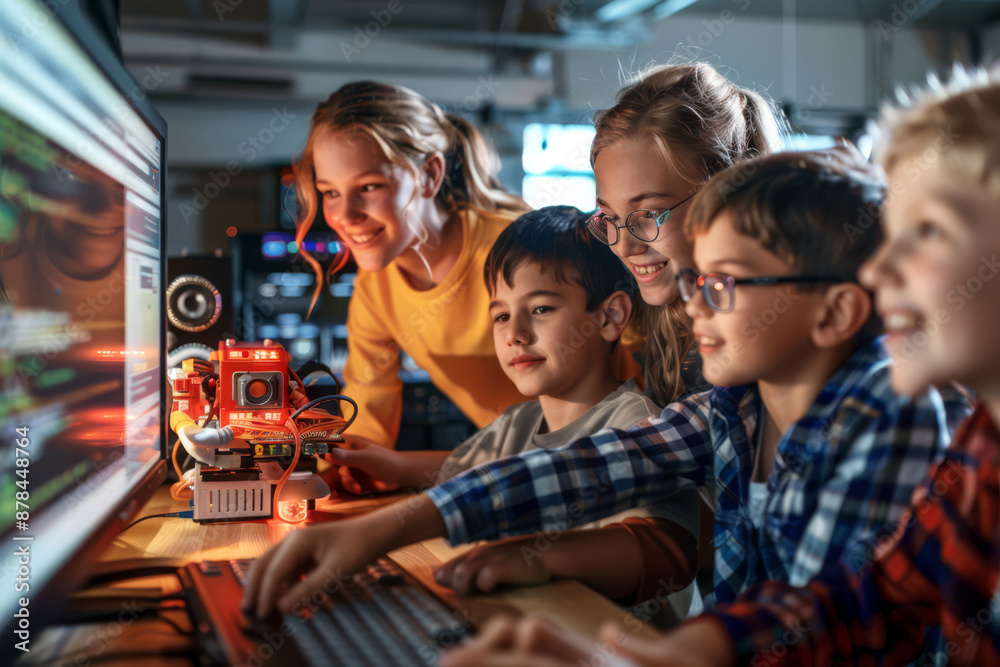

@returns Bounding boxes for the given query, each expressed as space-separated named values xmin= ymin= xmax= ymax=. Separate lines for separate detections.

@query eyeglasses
xmin=676 ymin=268 xmax=848 ymax=313
xmin=587 ymin=193 xmax=696 ymax=245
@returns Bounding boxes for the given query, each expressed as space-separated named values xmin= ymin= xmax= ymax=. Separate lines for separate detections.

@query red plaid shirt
xmin=704 ymin=403 xmax=1000 ymax=666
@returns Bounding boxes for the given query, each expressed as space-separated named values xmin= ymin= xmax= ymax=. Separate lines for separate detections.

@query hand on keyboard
xmin=241 ymin=518 xmax=379 ymax=619
xmin=241 ymin=492 xmax=447 ymax=619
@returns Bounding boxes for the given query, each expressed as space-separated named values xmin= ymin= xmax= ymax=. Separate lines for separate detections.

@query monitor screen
xmin=0 ymin=0 xmax=167 ymax=652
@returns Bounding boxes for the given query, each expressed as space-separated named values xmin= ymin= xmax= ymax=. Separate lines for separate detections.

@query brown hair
xmin=686 ymin=145 xmax=885 ymax=339
xmin=877 ymin=67 xmax=1000 ymax=193
xmin=591 ymin=62 xmax=787 ymax=404
xmin=483 ymin=205 xmax=636 ymax=311
xmin=293 ymin=81 xmax=529 ymax=313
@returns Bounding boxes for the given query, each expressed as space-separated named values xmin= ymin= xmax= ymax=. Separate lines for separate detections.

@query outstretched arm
xmin=427 ymin=392 xmax=713 ymax=545
xmin=245 ymin=391 xmax=713 ymax=618
xmin=340 ymin=284 xmax=404 ymax=447
xmin=438 ymin=615 xmax=735 ymax=667
xmin=434 ymin=436 xmax=979 ymax=667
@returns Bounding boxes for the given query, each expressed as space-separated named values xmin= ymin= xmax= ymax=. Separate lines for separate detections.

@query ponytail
xmin=739 ymin=88 xmax=786 ymax=164
xmin=440 ymin=112 xmax=528 ymax=216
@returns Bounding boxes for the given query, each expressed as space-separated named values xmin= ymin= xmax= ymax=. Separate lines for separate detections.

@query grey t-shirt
xmin=440 ymin=379 xmax=702 ymax=624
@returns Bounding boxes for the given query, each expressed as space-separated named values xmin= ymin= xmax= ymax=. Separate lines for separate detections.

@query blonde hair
xmin=877 ymin=66 xmax=1000 ymax=193
xmin=591 ymin=62 xmax=787 ymax=404
xmin=294 ymin=81 xmax=529 ymax=313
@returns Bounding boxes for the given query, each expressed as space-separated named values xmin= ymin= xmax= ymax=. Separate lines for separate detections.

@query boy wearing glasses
xmin=243 ymin=149 xmax=967 ymax=644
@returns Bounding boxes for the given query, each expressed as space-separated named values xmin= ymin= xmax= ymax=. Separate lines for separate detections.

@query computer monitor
xmin=0 ymin=0 xmax=168 ymax=655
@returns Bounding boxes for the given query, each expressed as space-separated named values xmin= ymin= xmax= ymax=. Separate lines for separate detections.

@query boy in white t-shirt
xmin=325 ymin=206 xmax=700 ymax=622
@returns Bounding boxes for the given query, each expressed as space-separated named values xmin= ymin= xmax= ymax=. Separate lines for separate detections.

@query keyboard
xmin=181 ymin=557 xmax=474 ymax=667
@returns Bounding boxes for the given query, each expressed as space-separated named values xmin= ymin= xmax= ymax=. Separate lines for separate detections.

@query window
xmin=521 ymin=123 xmax=596 ymax=211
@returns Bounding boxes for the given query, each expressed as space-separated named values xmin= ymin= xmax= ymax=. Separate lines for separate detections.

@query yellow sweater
xmin=342 ymin=209 xmax=526 ymax=447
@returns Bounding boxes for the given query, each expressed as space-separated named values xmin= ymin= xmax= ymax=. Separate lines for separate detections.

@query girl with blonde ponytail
xmin=292 ymin=81 xmax=531 ymax=449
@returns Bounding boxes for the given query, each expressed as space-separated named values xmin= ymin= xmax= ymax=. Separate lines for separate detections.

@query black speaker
xmin=166 ymin=256 xmax=234 ymax=368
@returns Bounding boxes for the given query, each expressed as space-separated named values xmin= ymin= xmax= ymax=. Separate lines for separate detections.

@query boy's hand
xmin=241 ymin=517 xmax=381 ymax=619
xmin=440 ymin=616 xmax=737 ymax=667
xmin=242 ymin=492 xmax=447 ymax=620
xmin=434 ymin=538 xmax=552 ymax=594
xmin=324 ymin=435 xmax=403 ymax=495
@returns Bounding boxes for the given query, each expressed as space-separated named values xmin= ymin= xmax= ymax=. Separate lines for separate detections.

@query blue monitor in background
xmin=0 ymin=0 xmax=168 ymax=656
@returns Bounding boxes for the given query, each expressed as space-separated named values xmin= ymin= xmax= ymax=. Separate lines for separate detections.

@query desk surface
xmin=29 ymin=484 xmax=657 ymax=665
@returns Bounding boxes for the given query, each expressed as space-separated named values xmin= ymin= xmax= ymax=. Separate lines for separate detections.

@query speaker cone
xmin=167 ymin=274 xmax=222 ymax=333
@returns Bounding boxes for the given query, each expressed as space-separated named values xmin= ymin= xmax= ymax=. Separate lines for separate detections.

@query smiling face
xmin=489 ymin=263 xmax=617 ymax=400
xmin=685 ymin=211 xmax=828 ymax=387
xmin=593 ymin=139 xmax=697 ymax=307
xmin=859 ymin=160 xmax=1000 ymax=397
xmin=313 ymin=129 xmax=426 ymax=273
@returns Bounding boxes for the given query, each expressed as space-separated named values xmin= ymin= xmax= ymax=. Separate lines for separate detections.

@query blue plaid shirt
xmin=426 ymin=338 xmax=971 ymax=603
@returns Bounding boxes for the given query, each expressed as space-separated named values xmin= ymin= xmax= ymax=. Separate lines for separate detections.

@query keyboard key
xmin=284 ymin=614 xmax=331 ymax=667
xmin=223 ymin=558 xmax=470 ymax=666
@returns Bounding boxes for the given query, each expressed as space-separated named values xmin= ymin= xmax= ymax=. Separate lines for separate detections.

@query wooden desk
xmin=27 ymin=484 xmax=657 ymax=666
